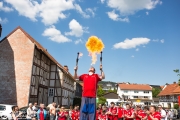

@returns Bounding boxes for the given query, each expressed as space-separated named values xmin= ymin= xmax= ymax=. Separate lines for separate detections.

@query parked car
xmin=0 ymin=104 xmax=16 ymax=120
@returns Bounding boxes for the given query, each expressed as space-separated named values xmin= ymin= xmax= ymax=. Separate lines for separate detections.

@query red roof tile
xmin=158 ymin=83 xmax=179 ymax=96
xmin=118 ymin=83 xmax=152 ymax=91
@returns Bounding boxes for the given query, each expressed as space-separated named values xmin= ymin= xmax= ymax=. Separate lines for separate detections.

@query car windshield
xmin=0 ymin=105 xmax=6 ymax=111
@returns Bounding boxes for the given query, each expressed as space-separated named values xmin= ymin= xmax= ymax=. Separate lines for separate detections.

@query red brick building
xmin=0 ymin=26 xmax=81 ymax=108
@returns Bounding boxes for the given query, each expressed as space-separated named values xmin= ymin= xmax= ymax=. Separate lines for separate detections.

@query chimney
xmin=0 ymin=24 xmax=2 ymax=37
xmin=173 ymin=81 xmax=176 ymax=84
xmin=64 ymin=65 xmax=69 ymax=72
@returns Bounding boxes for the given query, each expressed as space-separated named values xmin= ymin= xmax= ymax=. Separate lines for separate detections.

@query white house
xmin=158 ymin=82 xmax=180 ymax=108
xmin=117 ymin=83 xmax=153 ymax=105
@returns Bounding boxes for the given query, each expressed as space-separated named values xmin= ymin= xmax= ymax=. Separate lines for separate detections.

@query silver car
xmin=0 ymin=104 xmax=15 ymax=120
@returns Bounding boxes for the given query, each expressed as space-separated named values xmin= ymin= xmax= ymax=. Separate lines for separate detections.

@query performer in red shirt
xmin=57 ymin=107 xmax=68 ymax=120
xmin=99 ymin=110 xmax=108 ymax=120
xmin=74 ymin=65 xmax=105 ymax=120
xmin=147 ymin=106 xmax=161 ymax=120
xmin=134 ymin=105 xmax=146 ymax=120
xmin=107 ymin=102 xmax=118 ymax=120
xmin=118 ymin=104 xmax=124 ymax=120
xmin=71 ymin=105 xmax=80 ymax=120
xmin=124 ymin=104 xmax=134 ymax=120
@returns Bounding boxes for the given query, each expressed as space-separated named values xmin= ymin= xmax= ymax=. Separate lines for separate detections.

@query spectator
xmin=37 ymin=103 xmax=48 ymax=120
xmin=32 ymin=102 xmax=38 ymax=111
xmin=158 ymin=105 xmax=166 ymax=120
xmin=27 ymin=103 xmax=36 ymax=120
xmin=49 ymin=102 xmax=56 ymax=120
xmin=57 ymin=106 xmax=68 ymax=120
xmin=146 ymin=105 xmax=161 ymax=120
xmin=11 ymin=106 xmax=22 ymax=120
xmin=68 ymin=105 xmax=73 ymax=120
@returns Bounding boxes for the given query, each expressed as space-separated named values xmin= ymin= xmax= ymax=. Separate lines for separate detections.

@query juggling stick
xmin=100 ymin=51 xmax=103 ymax=65
xmin=76 ymin=52 xmax=79 ymax=66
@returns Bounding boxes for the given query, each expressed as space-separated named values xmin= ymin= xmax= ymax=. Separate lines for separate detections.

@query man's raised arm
xmin=100 ymin=65 xmax=105 ymax=79
xmin=74 ymin=66 xmax=79 ymax=79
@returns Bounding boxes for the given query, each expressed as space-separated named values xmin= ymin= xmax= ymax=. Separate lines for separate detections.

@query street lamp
xmin=0 ymin=24 xmax=2 ymax=37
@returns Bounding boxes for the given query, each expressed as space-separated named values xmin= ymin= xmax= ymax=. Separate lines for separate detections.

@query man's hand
xmin=74 ymin=66 xmax=78 ymax=71
xmin=100 ymin=65 xmax=103 ymax=71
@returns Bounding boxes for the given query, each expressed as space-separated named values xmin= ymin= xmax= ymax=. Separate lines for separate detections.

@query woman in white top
xmin=27 ymin=103 xmax=36 ymax=120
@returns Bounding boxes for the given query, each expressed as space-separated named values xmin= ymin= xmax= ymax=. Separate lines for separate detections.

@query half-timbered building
xmin=0 ymin=26 xmax=81 ymax=108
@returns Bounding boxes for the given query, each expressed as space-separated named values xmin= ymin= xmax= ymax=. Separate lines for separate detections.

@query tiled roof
xmin=158 ymin=83 xmax=179 ymax=96
xmin=119 ymin=83 xmax=152 ymax=91
xmin=0 ymin=26 xmax=75 ymax=80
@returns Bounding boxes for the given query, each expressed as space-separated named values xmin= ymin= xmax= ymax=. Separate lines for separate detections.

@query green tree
xmin=174 ymin=103 xmax=179 ymax=109
xmin=152 ymin=88 xmax=161 ymax=97
xmin=97 ymin=85 xmax=105 ymax=97
xmin=174 ymin=69 xmax=180 ymax=85
xmin=97 ymin=97 xmax=106 ymax=105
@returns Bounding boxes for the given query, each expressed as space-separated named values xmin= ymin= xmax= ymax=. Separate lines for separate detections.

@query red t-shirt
xmin=79 ymin=74 xmax=101 ymax=97
xmin=58 ymin=111 xmax=67 ymax=120
xmin=71 ymin=110 xmax=80 ymax=120
xmin=99 ymin=114 xmax=108 ymax=120
xmin=147 ymin=112 xmax=161 ymax=120
xmin=124 ymin=109 xmax=134 ymax=120
xmin=108 ymin=107 xmax=118 ymax=120
xmin=135 ymin=110 xmax=146 ymax=120
xmin=40 ymin=108 xmax=44 ymax=120
xmin=118 ymin=107 xmax=124 ymax=118
xmin=96 ymin=110 xmax=101 ymax=120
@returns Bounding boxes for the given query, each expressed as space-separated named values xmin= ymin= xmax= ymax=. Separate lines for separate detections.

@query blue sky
xmin=0 ymin=0 xmax=180 ymax=85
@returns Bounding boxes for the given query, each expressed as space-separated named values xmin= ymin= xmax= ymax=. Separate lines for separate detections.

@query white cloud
xmin=131 ymin=55 xmax=135 ymax=58
xmin=113 ymin=37 xmax=150 ymax=49
xmin=107 ymin=0 xmax=162 ymax=16
xmin=146 ymin=11 xmax=149 ymax=15
xmin=65 ymin=19 xmax=88 ymax=37
xmin=135 ymin=48 xmax=139 ymax=51
xmin=74 ymin=4 xmax=90 ymax=18
xmin=0 ymin=1 xmax=13 ymax=12
xmin=0 ymin=17 xmax=8 ymax=24
xmin=75 ymin=39 xmax=83 ymax=44
xmin=107 ymin=10 xmax=129 ymax=22
xmin=152 ymin=39 xmax=164 ymax=43
xmin=39 ymin=0 xmax=74 ymax=25
xmin=100 ymin=0 xmax=105 ymax=4
xmin=86 ymin=8 xmax=96 ymax=17
xmin=4 ymin=0 xmax=39 ymax=21
xmin=4 ymin=0 xmax=74 ymax=25
xmin=160 ymin=39 xmax=164 ymax=43
xmin=42 ymin=25 xmax=71 ymax=43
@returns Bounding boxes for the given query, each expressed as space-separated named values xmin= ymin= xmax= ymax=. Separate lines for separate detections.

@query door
xmin=38 ymin=87 xmax=48 ymax=105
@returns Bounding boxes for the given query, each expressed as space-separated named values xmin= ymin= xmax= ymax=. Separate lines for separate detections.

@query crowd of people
xmin=10 ymin=101 xmax=178 ymax=120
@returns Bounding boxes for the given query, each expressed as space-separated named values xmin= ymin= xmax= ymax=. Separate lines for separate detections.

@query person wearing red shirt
xmin=74 ymin=65 xmax=105 ymax=120
xmin=134 ymin=105 xmax=146 ymax=120
xmin=99 ymin=110 xmax=108 ymax=120
xmin=71 ymin=105 xmax=80 ymax=120
xmin=124 ymin=104 xmax=134 ymax=120
xmin=117 ymin=104 xmax=124 ymax=120
xmin=96 ymin=108 xmax=101 ymax=120
xmin=146 ymin=106 xmax=161 ymax=120
xmin=107 ymin=102 xmax=118 ymax=120
xmin=57 ymin=107 xmax=68 ymax=120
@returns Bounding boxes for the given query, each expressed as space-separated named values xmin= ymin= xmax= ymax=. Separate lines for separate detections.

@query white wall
xmin=117 ymin=87 xmax=153 ymax=103
xmin=106 ymin=99 xmax=119 ymax=106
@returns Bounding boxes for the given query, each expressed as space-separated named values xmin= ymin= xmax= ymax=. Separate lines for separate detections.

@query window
xmin=134 ymin=96 xmax=138 ymax=98
xmin=0 ymin=105 xmax=6 ymax=111
xmin=144 ymin=91 xmax=149 ymax=93
xmin=48 ymin=88 xmax=54 ymax=97
xmin=144 ymin=96 xmax=148 ymax=98
xmin=134 ymin=91 xmax=139 ymax=93
xmin=124 ymin=91 xmax=128 ymax=93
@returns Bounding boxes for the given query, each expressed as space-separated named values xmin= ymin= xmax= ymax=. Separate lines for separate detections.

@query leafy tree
xmin=174 ymin=69 xmax=180 ymax=85
xmin=152 ymin=88 xmax=161 ymax=97
xmin=97 ymin=85 xmax=105 ymax=97
xmin=174 ymin=103 xmax=179 ymax=109
xmin=97 ymin=97 xmax=106 ymax=105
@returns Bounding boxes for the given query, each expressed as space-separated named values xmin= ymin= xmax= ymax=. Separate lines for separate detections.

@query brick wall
xmin=0 ymin=28 xmax=34 ymax=107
